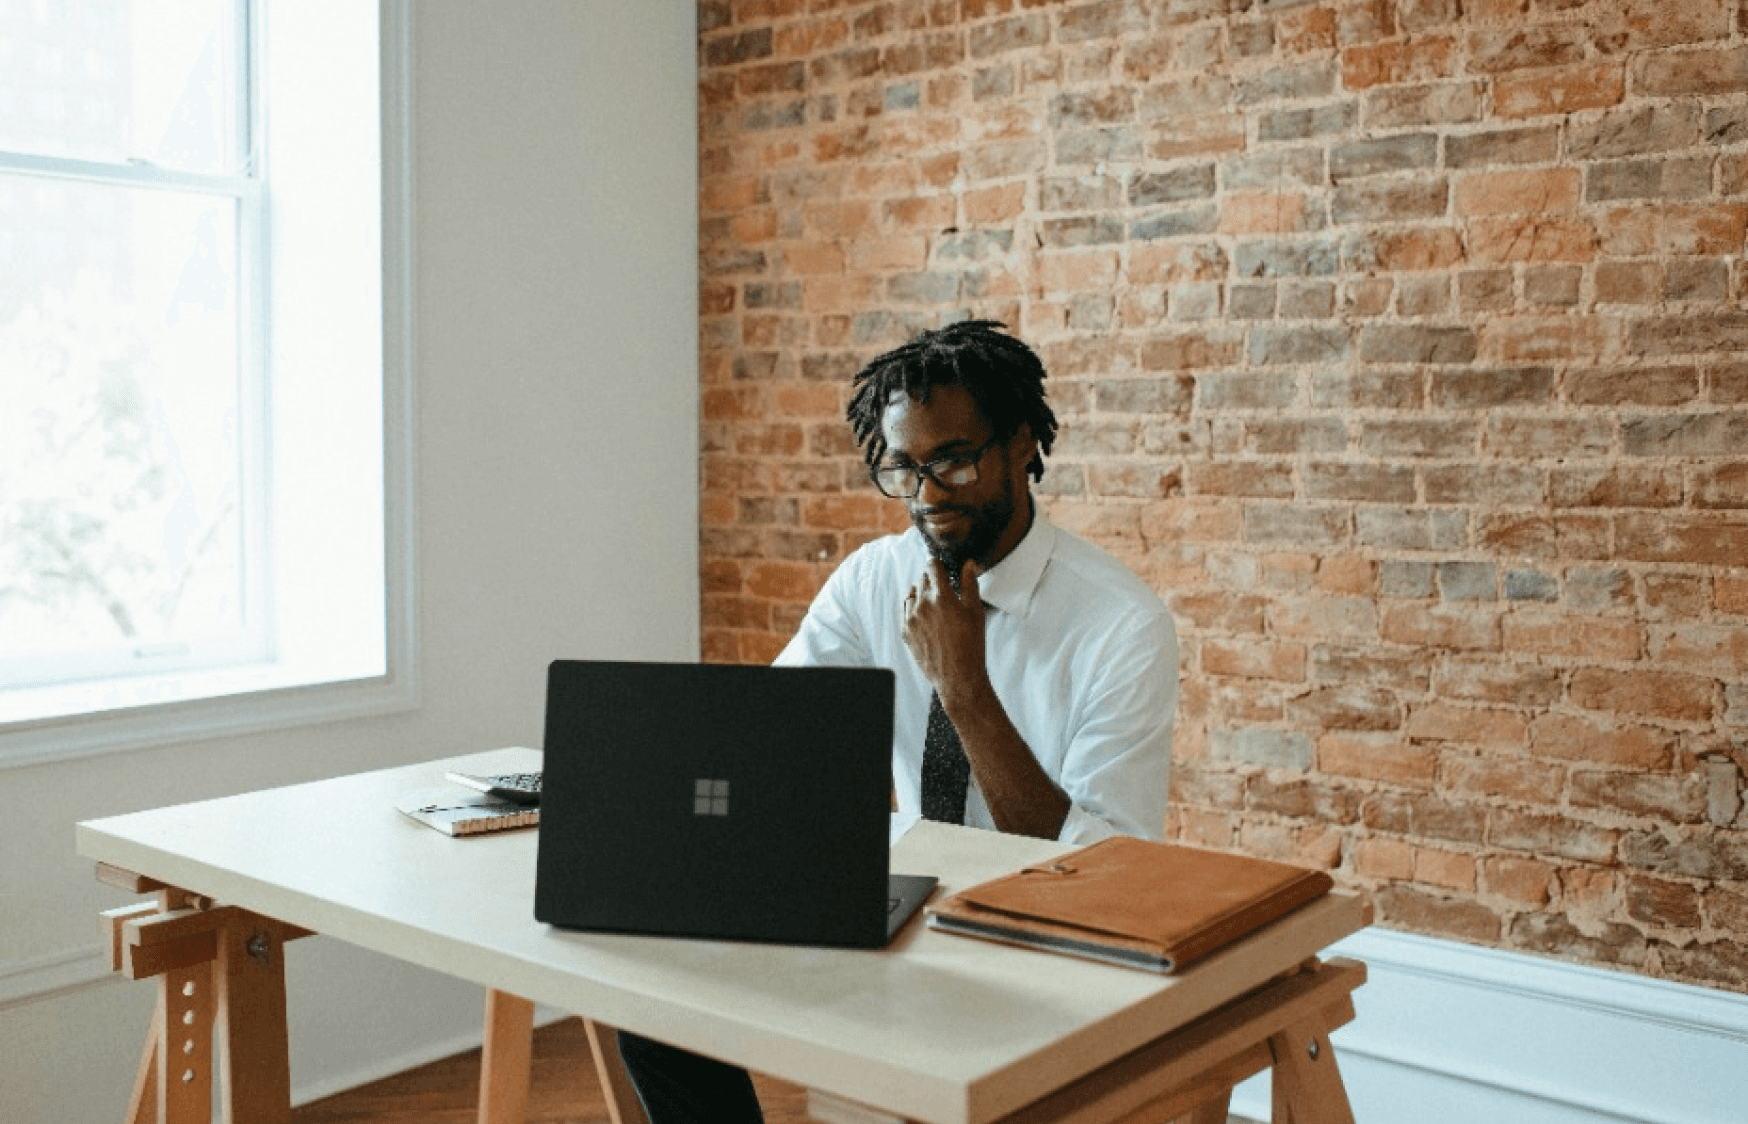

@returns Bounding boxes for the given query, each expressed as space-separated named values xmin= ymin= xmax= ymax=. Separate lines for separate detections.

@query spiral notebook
xmin=395 ymin=786 xmax=540 ymax=836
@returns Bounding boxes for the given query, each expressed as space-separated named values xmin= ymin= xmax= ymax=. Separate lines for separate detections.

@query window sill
xmin=0 ymin=663 xmax=417 ymax=771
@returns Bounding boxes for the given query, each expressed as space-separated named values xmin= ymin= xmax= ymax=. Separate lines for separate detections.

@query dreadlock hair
xmin=846 ymin=319 xmax=1058 ymax=483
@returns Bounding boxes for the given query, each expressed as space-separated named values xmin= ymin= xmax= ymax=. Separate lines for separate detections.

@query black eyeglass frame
xmin=869 ymin=435 xmax=1003 ymax=500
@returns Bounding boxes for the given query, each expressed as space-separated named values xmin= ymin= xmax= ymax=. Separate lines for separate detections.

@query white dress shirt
xmin=775 ymin=509 xmax=1179 ymax=842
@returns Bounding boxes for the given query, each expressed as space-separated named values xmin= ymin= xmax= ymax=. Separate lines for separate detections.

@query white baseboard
xmin=1231 ymin=928 xmax=1748 ymax=1124
xmin=0 ymin=943 xmax=114 ymax=1011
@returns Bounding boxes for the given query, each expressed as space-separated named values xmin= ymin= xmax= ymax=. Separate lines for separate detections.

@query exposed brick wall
xmin=696 ymin=0 xmax=1748 ymax=992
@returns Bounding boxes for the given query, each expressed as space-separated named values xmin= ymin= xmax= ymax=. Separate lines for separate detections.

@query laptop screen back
xmin=535 ymin=660 xmax=897 ymax=947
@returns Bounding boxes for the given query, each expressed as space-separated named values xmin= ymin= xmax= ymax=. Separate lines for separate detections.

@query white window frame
xmin=0 ymin=0 xmax=417 ymax=770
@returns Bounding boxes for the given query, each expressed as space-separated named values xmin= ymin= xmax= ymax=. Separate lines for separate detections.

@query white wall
xmin=0 ymin=4 xmax=699 ymax=1120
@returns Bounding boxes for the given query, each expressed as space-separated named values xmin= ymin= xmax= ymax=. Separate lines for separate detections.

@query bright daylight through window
xmin=0 ymin=1 xmax=405 ymax=752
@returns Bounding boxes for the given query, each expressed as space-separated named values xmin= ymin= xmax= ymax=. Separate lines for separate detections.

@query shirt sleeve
xmin=1054 ymin=609 xmax=1179 ymax=844
xmin=773 ymin=552 xmax=873 ymax=669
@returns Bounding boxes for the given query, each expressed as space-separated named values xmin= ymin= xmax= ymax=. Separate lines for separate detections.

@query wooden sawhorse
xmin=96 ymin=864 xmax=646 ymax=1124
xmin=99 ymin=862 xmax=1364 ymax=1124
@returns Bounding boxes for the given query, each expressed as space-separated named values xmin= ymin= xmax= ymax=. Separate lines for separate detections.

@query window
xmin=0 ymin=1 xmax=413 ymax=765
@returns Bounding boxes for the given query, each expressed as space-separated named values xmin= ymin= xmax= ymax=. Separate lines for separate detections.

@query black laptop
xmin=534 ymin=660 xmax=937 ymax=948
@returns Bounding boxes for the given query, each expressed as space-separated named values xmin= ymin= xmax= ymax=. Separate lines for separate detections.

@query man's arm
xmin=902 ymin=557 xmax=1070 ymax=839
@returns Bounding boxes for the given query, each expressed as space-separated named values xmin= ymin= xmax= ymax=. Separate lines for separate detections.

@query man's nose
xmin=915 ymin=470 xmax=952 ymax=506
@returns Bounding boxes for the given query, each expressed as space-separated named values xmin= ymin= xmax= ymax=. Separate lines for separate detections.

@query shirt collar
xmin=975 ymin=505 xmax=1054 ymax=618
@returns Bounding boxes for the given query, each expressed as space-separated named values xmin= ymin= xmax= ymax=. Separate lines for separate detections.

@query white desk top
xmin=78 ymin=747 xmax=1368 ymax=1124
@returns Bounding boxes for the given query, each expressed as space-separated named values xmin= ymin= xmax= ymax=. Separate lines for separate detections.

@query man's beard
xmin=912 ymin=492 xmax=1014 ymax=588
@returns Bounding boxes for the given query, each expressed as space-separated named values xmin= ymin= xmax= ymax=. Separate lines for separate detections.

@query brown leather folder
xmin=926 ymin=835 xmax=1334 ymax=973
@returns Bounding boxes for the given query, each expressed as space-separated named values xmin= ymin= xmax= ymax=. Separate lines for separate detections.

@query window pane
xmin=0 ymin=0 xmax=242 ymax=173
xmin=0 ymin=175 xmax=245 ymax=680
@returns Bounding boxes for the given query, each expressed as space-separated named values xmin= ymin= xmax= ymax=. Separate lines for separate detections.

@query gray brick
xmin=1432 ymin=368 xmax=1555 ymax=409
xmin=1129 ymin=206 xmax=1218 ymax=240
xmin=1224 ymin=149 xmax=1326 ymax=190
xmin=1210 ymin=727 xmax=1315 ymax=770
xmin=1279 ymin=281 xmax=1336 ymax=319
xmin=935 ymin=230 xmax=1014 ymax=262
xmin=1040 ymin=216 xmax=1126 ymax=248
xmin=1332 ymin=179 xmax=1449 ymax=226
xmin=1230 ymin=283 xmax=1277 ymax=319
xmin=1439 ymin=561 xmax=1497 ymax=601
xmin=1359 ymin=326 xmax=1479 ymax=365
xmin=1356 ymin=506 xmax=1469 ymax=550
xmin=1259 ymin=103 xmax=1358 ymax=142
xmin=1504 ymin=569 xmax=1558 ymax=602
xmin=1130 ymin=165 xmax=1218 ymax=206
xmin=1311 ymin=371 xmax=1424 ymax=410
xmin=1235 ymin=238 xmax=1339 ymax=277
xmin=1569 ymin=106 xmax=1703 ymax=159
xmin=1042 ymin=175 xmax=1122 ymax=212
xmin=1445 ymin=126 xmax=1558 ymax=168
xmin=1197 ymin=372 xmax=1299 ymax=410
xmin=1056 ymin=128 xmax=1144 ymax=166
xmin=1331 ymin=134 xmax=1438 ymax=181
xmin=1093 ymin=375 xmax=1195 ymax=414
xmin=1248 ymin=325 xmax=1350 ymax=366
xmin=1622 ymin=412 xmax=1748 ymax=457
xmin=1243 ymin=502 xmax=1350 ymax=547
xmin=1381 ymin=559 xmax=1436 ymax=598
xmin=1628 ymin=313 xmax=1748 ymax=356
xmin=1234 ymin=62 xmax=1336 ymax=106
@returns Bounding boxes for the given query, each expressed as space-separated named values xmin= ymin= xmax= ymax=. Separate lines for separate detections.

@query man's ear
xmin=1009 ymin=423 xmax=1040 ymax=476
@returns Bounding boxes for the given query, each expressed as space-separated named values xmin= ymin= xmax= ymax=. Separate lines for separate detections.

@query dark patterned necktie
xmin=921 ymin=692 xmax=970 ymax=824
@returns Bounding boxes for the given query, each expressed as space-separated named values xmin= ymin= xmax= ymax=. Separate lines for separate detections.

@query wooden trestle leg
xmin=97 ymin=864 xmax=308 ymax=1124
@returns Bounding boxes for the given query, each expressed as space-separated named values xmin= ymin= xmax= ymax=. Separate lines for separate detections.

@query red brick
xmin=1354 ymin=837 xmax=1415 ymax=880
xmin=1342 ymin=36 xmax=1456 ymax=90
xmin=1129 ymin=242 xmax=1228 ymax=285
xmin=1442 ymin=753 xmax=1566 ymax=804
xmin=1376 ymin=885 xmax=1502 ymax=942
xmin=1616 ymin=515 xmax=1748 ymax=566
xmin=1718 ymin=575 xmax=1748 ymax=615
xmin=1503 ymin=612 xmax=1643 ymax=661
xmin=1480 ymin=316 xmax=1609 ymax=364
xmin=962 ymin=181 xmax=1027 ymax=223
xmin=1319 ymin=734 xmax=1439 ymax=788
xmin=743 ymin=561 xmax=822 ymax=602
xmin=1415 ymin=847 xmax=1478 ymax=891
xmin=1345 ymin=226 xmax=1465 ymax=272
xmin=1381 ymin=605 xmax=1502 ymax=651
xmin=849 ymin=235 xmax=929 ymax=271
xmin=1218 ymin=192 xmax=1316 ymax=235
xmin=1648 ymin=621 xmax=1748 ymax=675
xmin=1529 ymin=713 xmax=1674 ymax=770
xmin=1454 ymin=167 xmax=1581 ymax=216
xmin=1600 ymin=204 xmax=1748 ymax=257
xmin=1569 ymin=667 xmax=1717 ymax=722
xmin=1406 ymin=702 xmax=1529 ymax=749
xmin=1036 ymin=249 xmax=1120 ymax=293
xmin=1171 ymin=590 xmax=1269 ymax=633
xmin=1480 ymin=855 xmax=1554 ymax=906
xmin=1467 ymin=215 xmax=1598 ymax=263
xmin=1492 ymin=62 xmax=1624 ymax=118
xmin=1201 ymin=638 xmax=1307 ymax=682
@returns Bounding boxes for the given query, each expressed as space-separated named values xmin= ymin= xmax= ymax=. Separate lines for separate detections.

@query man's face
xmin=877 ymin=385 xmax=1033 ymax=572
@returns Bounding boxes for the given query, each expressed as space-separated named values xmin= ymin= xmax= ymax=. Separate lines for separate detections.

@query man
xmin=618 ymin=320 xmax=1180 ymax=1122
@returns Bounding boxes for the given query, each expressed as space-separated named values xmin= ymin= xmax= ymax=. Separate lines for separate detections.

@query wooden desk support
xmin=807 ymin=958 xmax=1364 ymax=1124
xmin=99 ymin=866 xmax=310 ymax=1124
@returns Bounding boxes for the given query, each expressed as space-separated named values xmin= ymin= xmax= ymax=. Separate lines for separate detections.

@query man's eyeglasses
xmin=870 ymin=436 xmax=1000 ymax=500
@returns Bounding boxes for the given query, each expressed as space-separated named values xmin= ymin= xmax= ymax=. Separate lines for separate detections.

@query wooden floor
xmin=290 ymin=1017 xmax=1262 ymax=1124
xmin=290 ymin=1017 xmax=811 ymax=1124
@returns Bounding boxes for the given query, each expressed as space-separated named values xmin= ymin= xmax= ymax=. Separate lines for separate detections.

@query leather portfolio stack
xmin=926 ymin=836 xmax=1334 ymax=973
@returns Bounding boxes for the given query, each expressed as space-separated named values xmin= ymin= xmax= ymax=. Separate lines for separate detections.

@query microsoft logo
xmin=693 ymin=778 xmax=730 ymax=816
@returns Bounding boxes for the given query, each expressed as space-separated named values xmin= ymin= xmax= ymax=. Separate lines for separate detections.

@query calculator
xmin=444 ymin=771 xmax=542 ymax=806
